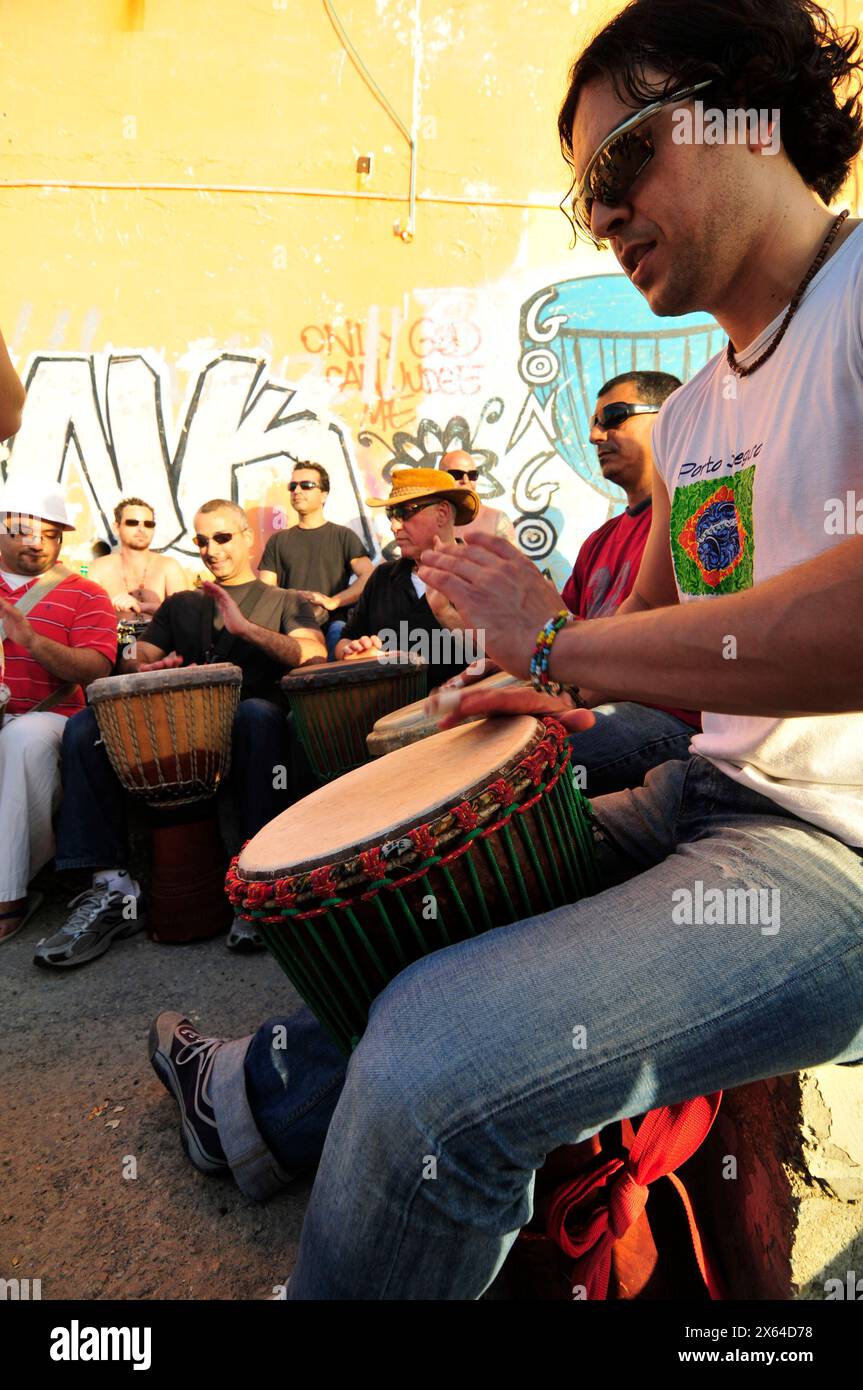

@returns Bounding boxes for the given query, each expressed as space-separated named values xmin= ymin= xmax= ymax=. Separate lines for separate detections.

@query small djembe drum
xmin=366 ymin=670 xmax=523 ymax=758
xmin=280 ymin=651 xmax=426 ymax=783
xmin=88 ymin=663 xmax=243 ymax=942
xmin=227 ymin=715 xmax=599 ymax=1053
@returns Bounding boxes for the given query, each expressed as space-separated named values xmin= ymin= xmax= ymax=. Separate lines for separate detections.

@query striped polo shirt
xmin=0 ymin=571 xmax=118 ymax=717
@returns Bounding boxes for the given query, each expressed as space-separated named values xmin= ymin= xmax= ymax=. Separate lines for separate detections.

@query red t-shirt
xmin=562 ymin=501 xmax=701 ymax=730
xmin=0 ymin=571 xmax=117 ymax=717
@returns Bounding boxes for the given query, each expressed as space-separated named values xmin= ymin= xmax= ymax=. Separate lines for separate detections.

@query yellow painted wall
xmin=1 ymin=0 xmax=861 ymax=583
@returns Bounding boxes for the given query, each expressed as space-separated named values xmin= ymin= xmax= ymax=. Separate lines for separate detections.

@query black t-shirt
xmin=258 ymin=522 xmax=368 ymax=596
xmin=342 ymin=559 xmax=468 ymax=689
xmin=142 ymin=581 xmax=318 ymax=703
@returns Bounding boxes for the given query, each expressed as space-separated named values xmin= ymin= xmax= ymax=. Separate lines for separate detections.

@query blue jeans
xmin=55 ymin=698 xmax=297 ymax=869
xmin=325 ymin=620 xmax=347 ymax=662
xmin=565 ymin=700 xmax=693 ymax=798
xmin=208 ymin=755 xmax=863 ymax=1298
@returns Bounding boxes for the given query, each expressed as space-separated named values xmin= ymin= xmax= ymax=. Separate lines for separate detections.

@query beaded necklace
xmin=726 ymin=209 xmax=849 ymax=378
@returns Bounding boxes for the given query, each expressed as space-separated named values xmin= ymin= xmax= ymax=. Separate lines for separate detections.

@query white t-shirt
xmin=652 ymin=221 xmax=863 ymax=847
xmin=0 ymin=569 xmax=32 ymax=590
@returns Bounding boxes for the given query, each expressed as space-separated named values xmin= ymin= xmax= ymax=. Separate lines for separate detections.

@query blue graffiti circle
xmin=695 ymin=499 xmax=741 ymax=574
xmin=519 ymin=348 xmax=559 ymax=386
xmin=515 ymin=515 xmax=556 ymax=560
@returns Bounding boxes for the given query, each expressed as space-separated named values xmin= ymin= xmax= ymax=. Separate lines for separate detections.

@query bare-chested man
xmin=89 ymin=498 xmax=189 ymax=618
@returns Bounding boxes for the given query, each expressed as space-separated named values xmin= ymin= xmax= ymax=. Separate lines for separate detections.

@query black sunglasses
xmin=385 ymin=499 xmax=441 ymax=523
xmin=122 ymin=518 xmax=156 ymax=528
xmin=194 ymin=531 xmax=239 ymax=548
xmin=288 ymin=480 xmax=320 ymax=492
xmin=446 ymin=468 xmax=478 ymax=482
xmin=591 ymin=402 xmax=660 ymax=432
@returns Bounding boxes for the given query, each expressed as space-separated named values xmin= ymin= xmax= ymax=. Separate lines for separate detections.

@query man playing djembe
xmin=334 ymin=467 xmax=480 ymax=688
xmin=39 ymin=499 xmax=326 ymax=966
xmin=149 ymin=0 xmax=862 ymax=1299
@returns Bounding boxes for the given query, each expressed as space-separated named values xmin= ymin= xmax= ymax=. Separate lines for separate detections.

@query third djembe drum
xmin=366 ymin=670 xmax=523 ymax=758
xmin=227 ymin=715 xmax=599 ymax=1053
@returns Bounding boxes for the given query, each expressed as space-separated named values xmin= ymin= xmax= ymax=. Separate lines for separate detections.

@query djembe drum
xmin=227 ymin=715 xmax=599 ymax=1054
xmin=280 ymin=651 xmax=426 ymax=784
xmin=88 ymin=663 xmax=243 ymax=942
xmin=366 ymin=670 xmax=523 ymax=758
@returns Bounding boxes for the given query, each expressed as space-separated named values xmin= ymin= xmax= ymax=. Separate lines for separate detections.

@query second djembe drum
xmin=280 ymin=650 xmax=426 ymax=783
xmin=227 ymin=715 xmax=599 ymax=1053
xmin=88 ymin=663 xmax=242 ymax=942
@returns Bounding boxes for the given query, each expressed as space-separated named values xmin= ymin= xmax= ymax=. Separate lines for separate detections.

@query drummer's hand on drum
xmin=137 ymin=651 xmax=185 ymax=674
xmin=201 ymin=581 xmax=249 ymax=637
xmin=418 ymin=534 xmax=567 ymax=679
xmin=112 ymin=592 xmax=143 ymax=615
xmin=337 ymin=634 xmax=383 ymax=660
xmin=428 ymin=684 xmax=596 ymax=735
xmin=442 ymin=657 xmax=501 ymax=689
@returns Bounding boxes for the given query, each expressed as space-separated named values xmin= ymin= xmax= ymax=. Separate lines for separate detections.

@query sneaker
xmin=33 ymin=883 xmax=144 ymax=969
xmin=226 ymin=915 xmax=265 ymax=954
xmin=149 ymin=1011 xmax=229 ymax=1175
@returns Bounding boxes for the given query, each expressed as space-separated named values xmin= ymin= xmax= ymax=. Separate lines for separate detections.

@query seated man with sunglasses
xmin=440 ymin=450 xmax=516 ymax=543
xmin=258 ymin=461 xmax=374 ymax=660
xmin=88 ymin=497 xmax=189 ymax=620
xmin=561 ymin=369 xmax=701 ymax=791
xmin=333 ymin=468 xmax=479 ymax=689
xmin=41 ymin=498 xmax=326 ymax=967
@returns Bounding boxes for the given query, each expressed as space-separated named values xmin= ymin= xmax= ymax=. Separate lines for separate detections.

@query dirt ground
xmin=1 ymin=857 xmax=314 ymax=1302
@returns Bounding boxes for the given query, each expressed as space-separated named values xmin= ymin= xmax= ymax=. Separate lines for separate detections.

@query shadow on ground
xmin=1 ymin=859 xmax=313 ymax=1301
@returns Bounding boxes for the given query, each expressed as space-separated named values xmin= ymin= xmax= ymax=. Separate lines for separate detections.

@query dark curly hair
xmin=559 ymin=0 xmax=862 ymax=225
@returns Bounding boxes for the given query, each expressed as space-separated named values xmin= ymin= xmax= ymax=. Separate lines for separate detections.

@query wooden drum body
xmin=366 ymin=670 xmax=524 ymax=757
xmin=88 ymin=663 xmax=242 ymax=807
xmin=88 ymin=664 xmax=243 ymax=943
xmin=280 ymin=651 xmax=426 ymax=784
xmin=227 ymin=716 xmax=599 ymax=1053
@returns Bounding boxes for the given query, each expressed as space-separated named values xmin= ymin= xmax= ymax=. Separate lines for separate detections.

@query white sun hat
xmin=0 ymin=478 xmax=75 ymax=530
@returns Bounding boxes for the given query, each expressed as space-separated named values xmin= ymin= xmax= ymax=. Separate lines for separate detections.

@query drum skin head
xmin=88 ymin=662 xmax=243 ymax=701
xmin=280 ymin=650 xmax=424 ymax=691
xmin=240 ymin=715 xmax=539 ymax=878
xmin=371 ymin=670 xmax=521 ymax=736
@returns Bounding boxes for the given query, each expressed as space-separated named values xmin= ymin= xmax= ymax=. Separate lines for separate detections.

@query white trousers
xmin=0 ymin=711 xmax=67 ymax=900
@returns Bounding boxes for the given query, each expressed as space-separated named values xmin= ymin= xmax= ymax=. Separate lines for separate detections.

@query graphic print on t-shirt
xmin=670 ymin=465 xmax=755 ymax=596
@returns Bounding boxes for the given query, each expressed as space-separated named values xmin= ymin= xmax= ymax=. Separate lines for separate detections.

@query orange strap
xmin=546 ymin=1093 xmax=724 ymax=1300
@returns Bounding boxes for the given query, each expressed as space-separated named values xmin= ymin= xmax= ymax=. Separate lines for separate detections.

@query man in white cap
xmin=0 ymin=483 xmax=117 ymax=942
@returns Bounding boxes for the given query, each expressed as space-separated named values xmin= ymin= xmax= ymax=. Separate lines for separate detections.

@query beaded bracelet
xmin=530 ymin=609 xmax=571 ymax=696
